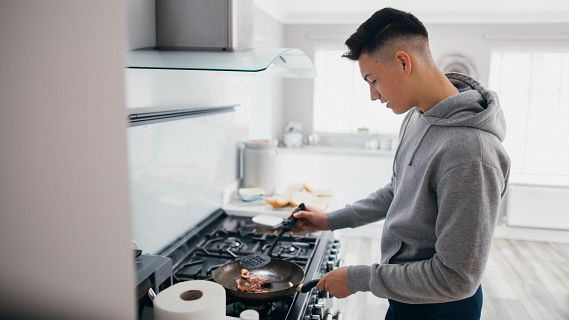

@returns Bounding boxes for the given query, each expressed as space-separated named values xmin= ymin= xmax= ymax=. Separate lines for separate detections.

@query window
xmin=488 ymin=48 xmax=569 ymax=183
xmin=313 ymin=49 xmax=403 ymax=135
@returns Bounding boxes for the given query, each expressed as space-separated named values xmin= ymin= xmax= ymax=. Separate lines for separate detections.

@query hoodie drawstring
xmin=393 ymin=110 xmax=415 ymax=176
xmin=408 ymin=124 xmax=432 ymax=166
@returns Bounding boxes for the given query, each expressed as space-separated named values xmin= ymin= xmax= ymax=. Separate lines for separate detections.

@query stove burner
xmin=282 ymin=245 xmax=297 ymax=253
xmin=261 ymin=243 xmax=302 ymax=260
xmin=201 ymin=236 xmax=245 ymax=256
xmin=223 ymin=237 xmax=243 ymax=249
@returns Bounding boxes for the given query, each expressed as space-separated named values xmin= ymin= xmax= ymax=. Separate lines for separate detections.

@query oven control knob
xmin=304 ymin=316 xmax=311 ymax=320
xmin=330 ymin=248 xmax=339 ymax=254
xmin=327 ymin=254 xmax=337 ymax=262
xmin=318 ymin=290 xmax=329 ymax=299
xmin=326 ymin=261 xmax=334 ymax=272
xmin=335 ymin=258 xmax=343 ymax=267
xmin=313 ymin=304 xmax=324 ymax=317
xmin=311 ymin=316 xmax=321 ymax=320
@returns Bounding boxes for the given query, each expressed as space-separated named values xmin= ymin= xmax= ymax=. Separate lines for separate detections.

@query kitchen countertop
xmin=223 ymin=194 xmax=344 ymax=217
xmin=222 ymin=181 xmax=344 ymax=219
xmin=223 ymin=201 xmax=295 ymax=217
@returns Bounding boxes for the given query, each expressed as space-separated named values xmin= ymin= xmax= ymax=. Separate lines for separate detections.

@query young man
xmin=291 ymin=8 xmax=511 ymax=320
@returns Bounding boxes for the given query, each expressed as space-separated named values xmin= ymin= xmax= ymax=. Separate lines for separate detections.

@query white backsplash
xmin=127 ymin=110 xmax=247 ymax=253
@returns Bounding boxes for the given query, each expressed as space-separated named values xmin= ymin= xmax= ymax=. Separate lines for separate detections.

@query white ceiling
xmin=255 ymin=0 xmax=569 ymax=25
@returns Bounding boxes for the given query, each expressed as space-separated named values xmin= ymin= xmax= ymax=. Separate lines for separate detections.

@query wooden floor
xmin=331 ymin=236 xmax=569 ymax=320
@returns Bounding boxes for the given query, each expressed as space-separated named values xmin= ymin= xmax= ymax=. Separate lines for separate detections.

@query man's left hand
xmin=315 ymin=266 xmax=351 ymax=298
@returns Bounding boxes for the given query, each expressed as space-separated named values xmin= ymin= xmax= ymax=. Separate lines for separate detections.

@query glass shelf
xmin=126 ymin=47 xmax=315 ymax=76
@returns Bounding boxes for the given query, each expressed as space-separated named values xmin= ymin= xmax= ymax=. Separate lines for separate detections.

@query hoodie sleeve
xmin=347 ymin=161 xmax=505 ymax=303
xmin=327 ymin=179 xmax=394 ymax=230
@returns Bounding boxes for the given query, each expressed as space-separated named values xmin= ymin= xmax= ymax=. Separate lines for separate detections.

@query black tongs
xmin=239 ymin=203 xmax=305 ymax=269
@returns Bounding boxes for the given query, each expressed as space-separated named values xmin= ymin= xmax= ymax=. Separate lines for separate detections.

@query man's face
xmin=358 ymin=51 xmax=413 ymax=114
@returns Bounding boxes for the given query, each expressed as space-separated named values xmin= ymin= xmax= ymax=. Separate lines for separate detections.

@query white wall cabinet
xmin=507 ymin=184 xmax=569 ymax=231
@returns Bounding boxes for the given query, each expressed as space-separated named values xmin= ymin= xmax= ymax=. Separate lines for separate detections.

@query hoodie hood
xmin=400 ymin=72 xmax=506 ymax=166
xmin=421 ymin=72 xmax=506 ymax=141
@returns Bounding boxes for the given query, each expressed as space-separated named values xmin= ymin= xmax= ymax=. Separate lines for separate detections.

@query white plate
xmin=252 ymin=214 xmax=283 ymax=228
xmin=238 ymin=188 xmax=266 ymax=201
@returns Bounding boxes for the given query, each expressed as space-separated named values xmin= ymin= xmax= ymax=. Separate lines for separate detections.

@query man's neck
xmin=415 ymin=70 xmax=459 ymax=113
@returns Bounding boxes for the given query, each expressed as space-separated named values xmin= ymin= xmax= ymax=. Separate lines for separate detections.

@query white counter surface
xmin=222 ymin=180 xmax=342 ymax=217
xmin=223 ymin=195 xmax=344 ymax=218
xmin=223 ymin=201 xmax=295 ymax=217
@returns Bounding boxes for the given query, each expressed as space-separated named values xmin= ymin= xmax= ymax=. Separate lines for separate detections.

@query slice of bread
xmin=289 ymin=192 xmax=328 ymax=211
xmin=265 ymin=195 xmax=291 ymax=208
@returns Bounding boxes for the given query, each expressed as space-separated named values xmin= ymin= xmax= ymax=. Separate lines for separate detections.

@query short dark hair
xmin=343 ymin=8 xmax=428 ymax=61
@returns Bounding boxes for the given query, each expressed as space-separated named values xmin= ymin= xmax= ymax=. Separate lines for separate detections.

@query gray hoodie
xmin=328 ymin=73 xmax=511 ymax=304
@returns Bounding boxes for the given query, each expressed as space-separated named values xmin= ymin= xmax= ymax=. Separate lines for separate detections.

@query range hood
xmin=126 ymin=0 xmax=314 ymax=77
xmin=127 ymin=48 xmax=314 ymax=76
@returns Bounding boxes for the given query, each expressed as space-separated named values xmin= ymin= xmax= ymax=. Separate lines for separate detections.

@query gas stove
xmin=151 ymin=209 xmax=343 ymax=320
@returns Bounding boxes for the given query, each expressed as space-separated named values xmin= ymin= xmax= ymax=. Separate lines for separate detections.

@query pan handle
xmin=299 ymin=278 xmax=321 ymax=293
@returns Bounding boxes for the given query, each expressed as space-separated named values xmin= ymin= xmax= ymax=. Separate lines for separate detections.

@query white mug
xmin=283 ymin=132 xmax=303 ymax=148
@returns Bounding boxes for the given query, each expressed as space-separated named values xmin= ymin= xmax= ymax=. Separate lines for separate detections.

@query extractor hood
xmin=126 ymin=0 xmax=314 ymax=77
xmin=127 ymin=48 xmax=315 ymax=77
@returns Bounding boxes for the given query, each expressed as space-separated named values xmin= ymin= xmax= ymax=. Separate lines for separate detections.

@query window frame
xmin=488 ymin=45 xmax=569 ymax=186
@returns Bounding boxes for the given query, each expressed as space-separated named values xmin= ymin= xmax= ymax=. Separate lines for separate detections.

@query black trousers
xmin=385 ymin=286 xmax=483 ymax=320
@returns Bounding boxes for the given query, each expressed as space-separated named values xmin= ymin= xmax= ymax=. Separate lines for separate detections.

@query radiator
xmin=506 ymin=184 xmax=569 ymax=230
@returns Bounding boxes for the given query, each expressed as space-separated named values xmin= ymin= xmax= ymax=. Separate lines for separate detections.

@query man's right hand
xmin=289 ymin=205 xmax=331 ymax=232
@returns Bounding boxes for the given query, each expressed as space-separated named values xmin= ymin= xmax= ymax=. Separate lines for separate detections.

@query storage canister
xmin=242 ymin=140 xmax=278 ymax=195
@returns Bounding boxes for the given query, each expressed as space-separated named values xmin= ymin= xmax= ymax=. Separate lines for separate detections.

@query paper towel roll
xmin=154 ymin=280 xmax=226 ymax=320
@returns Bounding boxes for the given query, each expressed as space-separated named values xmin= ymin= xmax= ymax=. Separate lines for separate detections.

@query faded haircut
xmin=343 ymin=8 xmax=429 ymax=62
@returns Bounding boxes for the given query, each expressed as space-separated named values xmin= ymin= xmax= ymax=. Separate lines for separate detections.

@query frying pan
xmin=212 ymin=258 xmax=319 ymax=303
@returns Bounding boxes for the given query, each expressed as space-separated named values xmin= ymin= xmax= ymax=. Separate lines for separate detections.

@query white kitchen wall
xmin=253 ymin=6 xmax=286 ymax=139
xmin=0 ymin=1 xmax=135 ymax=318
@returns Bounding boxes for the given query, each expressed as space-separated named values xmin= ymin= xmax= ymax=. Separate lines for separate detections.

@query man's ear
xmin=395 ymin=51 xmax=411 ymax=73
